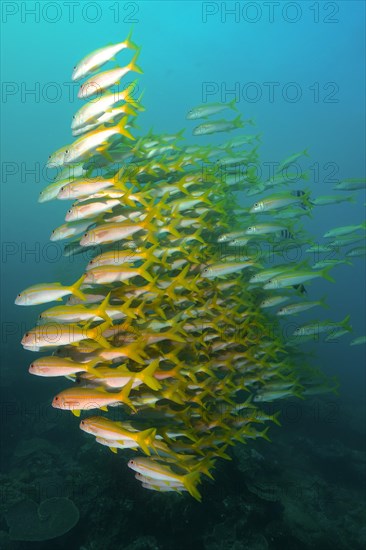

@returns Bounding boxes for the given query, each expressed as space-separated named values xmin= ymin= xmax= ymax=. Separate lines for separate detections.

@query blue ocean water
xmin=1 ymin=2 xmax=365 ymax=549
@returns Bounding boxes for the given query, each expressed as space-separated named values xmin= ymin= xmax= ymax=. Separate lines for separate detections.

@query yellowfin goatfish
xmin=65 ymin=199 xmax=120 ymax=221
xmin=201 ymin=261 xmax=258 ymax=278
xmin=276 ymin=297 xmax=327 ymax=316
xmin=324 ymin=222 xmax=366 ymax=238
xmin=38 ymin=293 xmax=111 ymax=323
xmin=350 ymin=336 xmax=366 ymax=346
xmin=21 ymin=320 xmax=111 ymax=350
xmin=72 ymin=85 xmax=139 ymax=130
xmin=263 ymin=267 xmax=335 ymax=289
xmin=64 ymin=118 xmax=135 ymax=164
xmin=186 ymin=99 xmax=237 ymax=120
xmin=52 ymin=381 xmax=135 ymax=416
xmin=312 ymin=195 xmax=354 ymax=206
xmin=57 ymin=176 xmax=117 ymax=200
xmin=72 ymin=30 xmax=137 ymax=81
xmin=292 ymin=315 xmax=352 ymax=337
xmin=249 ymin=191 xmax=311 ymax=213
xmin=127 ymin=457 xmax=202 ymax=501
xmin=193 ymin=116 xmax=250 ymax=136
xmin=72 ymin=105 xmax=137 ymax=137
xmin=29 ymin=356 xmax=99 ymax=377
xmin=333 ymin=178 xmax=365 ymax=191
xmin=15 ymin=275 xmax=86 ymax=305
xmin=276 ymin=149 xmax=309 ymax=172
xmin=78 ymin=50 xmax=142 ymax=99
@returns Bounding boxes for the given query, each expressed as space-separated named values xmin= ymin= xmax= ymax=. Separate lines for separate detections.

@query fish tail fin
xmin=116 ymin=117 xmax=135 ymax=141
xmin=118 ymin=296 xmax=137 ymax=319
xmin=271 ymin=411 xmax=282 ymax=427
xmin=261 ymin=426 xmax=271 ymax=442
xmin=301 ymin=190 xmax=315 ymax=210
xmin=135 ymin=89 xmax=146 ymax=111
xmin=321 ymin=266 xmax=335 ymax=283
xmin=183 ymin=471 xmax=202 ymax=501
xmin=229 ymin=98 xmax=238 ymax=111
xmin=233 ymin=114 xmax=243 ymax=128
xmin=84 ymin=358 xmax=101 ymax=376
xmin=123 ymin=104 xmax=138 ymax=117
xmin=140 ymin=359 xmax=162 ymax=391
xmin=166 ymin=220 xmax=182 ymax=238
xmin=163 ymin=328 xmax=186 ymax=343
xmin=196 ymin=457 xmax=216 ymax=480
xmin=137 ymin=261 xmax=154 ymax=283
xmin=125 ymin=28 xmax=138 ymax=50
xmin=294 ymin=388 xmax=305 ymax=400
xmin=70 ymin=274 xmax=87 ymax=301
xmin=176 ymin=127 xmax=185 ymax=139
xmin=214 ymin=445 xmax=232 ymax=461
xmin=118 ymin=379 xmax=136 ymax=412
xmin=125 ymin=343 xmax=146 ymax=365
xmin=129 ymin=48 xmax=143 ymax=74
xmin=137 ymin=428 xmax=157 ymax=455
xmin=95 ymin=292 xmax=112 ymax=322
xmin=122 ymin=79 xmax=140 ymax=108
xmin=341 ymin=314 xmax=352 ymax=332
xmin=88 ymin=320 xmax=111 ymax=348
xmin=175 ymin=263 xmax=190 ymax=286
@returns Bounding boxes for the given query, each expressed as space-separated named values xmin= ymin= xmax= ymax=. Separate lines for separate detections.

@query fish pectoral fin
xmin=100 ymin=406 xmax=108 ymax=412
xmin=71 ymin=409 xmax=81 ymax=417
xmin=109 ymin=447 xmax=118 ymax=454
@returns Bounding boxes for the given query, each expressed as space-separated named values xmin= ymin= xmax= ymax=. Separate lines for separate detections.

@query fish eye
xmin=60 ymin=187 xmax=64 ymax=192
xmin=55 ymin=396 xmax=59 ymax=401
xmin=81 ymin=420 xmax=85 ymax=425
xmin=65 ymin=150 xmax=69 ymax=154
xmin=25 ymin=333 xmax=29 ymax=337
xmin=18 ymin=294 xmax=21 ymax=297
xmin=84 ymin=233 xmax=88 ymax=237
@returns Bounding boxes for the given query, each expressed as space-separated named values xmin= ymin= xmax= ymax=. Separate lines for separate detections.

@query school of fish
xmin=16 ymin=31 xmax=366 ymax=501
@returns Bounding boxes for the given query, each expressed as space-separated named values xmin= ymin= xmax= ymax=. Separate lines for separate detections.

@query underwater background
xmin=1 ymin=1 xmax=365 ymax=549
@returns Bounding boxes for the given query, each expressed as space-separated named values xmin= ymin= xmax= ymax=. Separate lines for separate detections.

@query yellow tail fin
xmin=140 ymin=359 xmax=162 ymax=391
xmin=183 ymin=471 xmax=201 ymax=502
xmin=116 ymin=117 xmax=135 ymax=141
xmin=129 ymin=48 xmax=143 ymax=75
xmin=136 ymin=428 xmax=157 ymax=455
xmin=70 ymin=274 xmax=87 ymax=301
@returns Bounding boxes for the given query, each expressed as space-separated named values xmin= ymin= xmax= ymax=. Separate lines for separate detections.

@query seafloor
xmin=0 ymin=389 xmax=365 ymax=550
